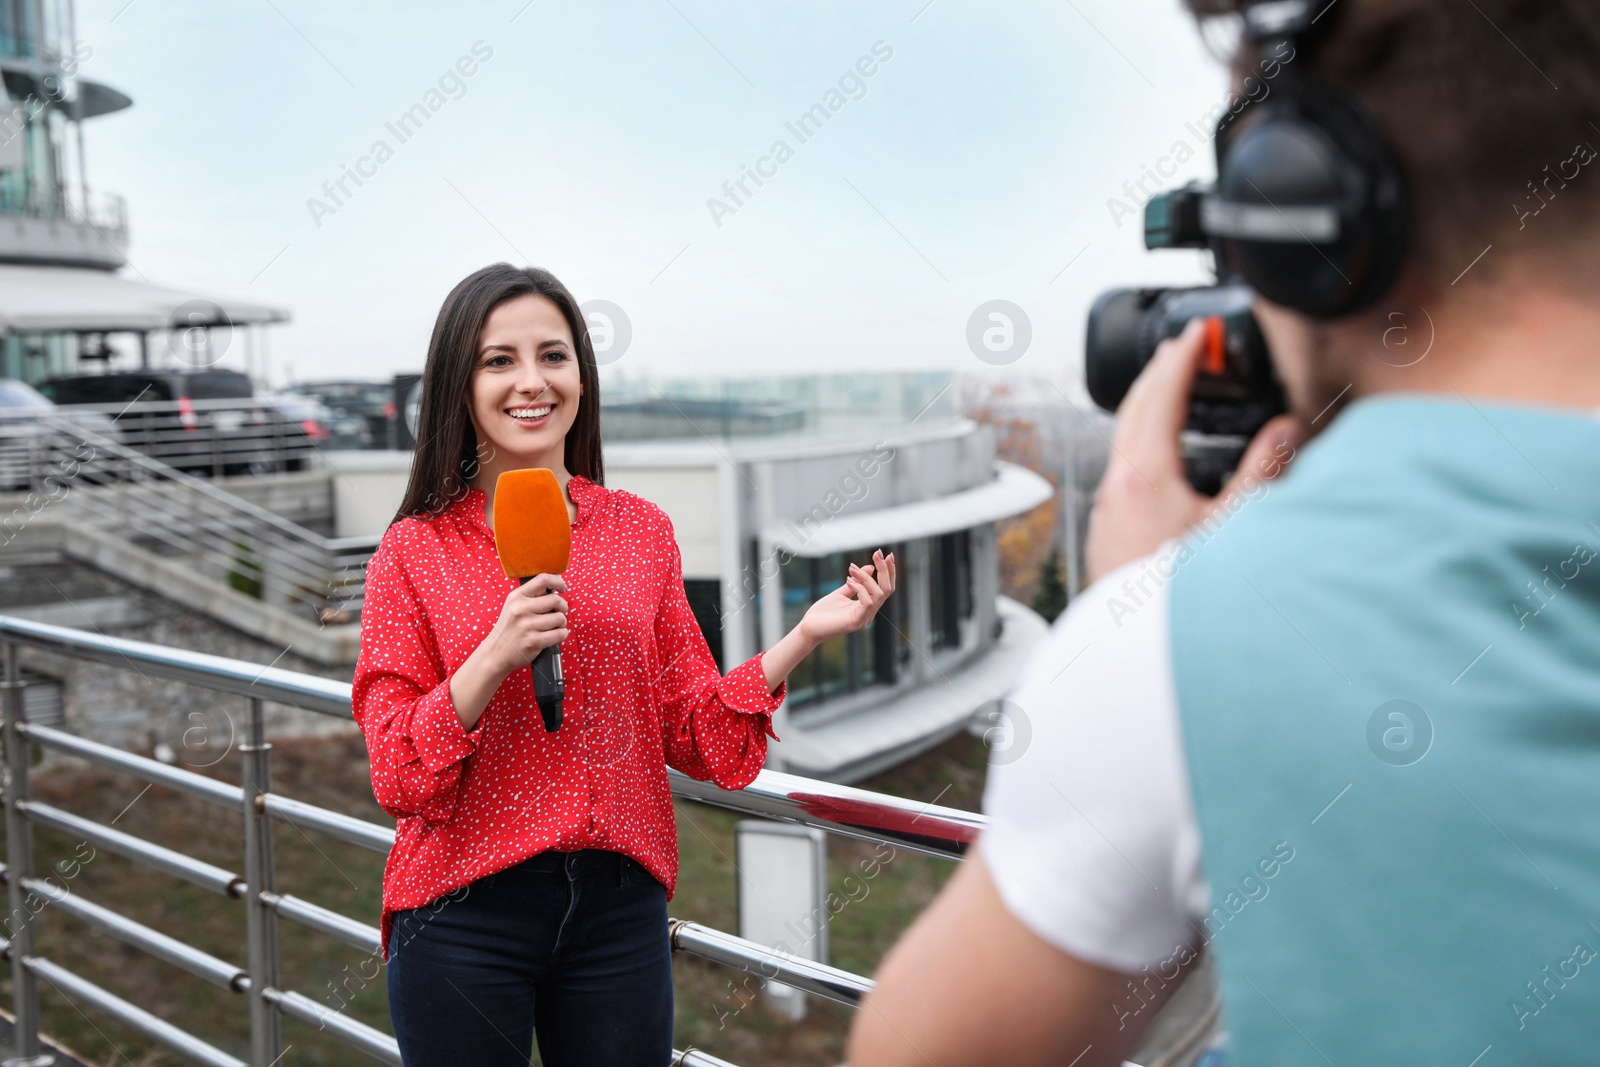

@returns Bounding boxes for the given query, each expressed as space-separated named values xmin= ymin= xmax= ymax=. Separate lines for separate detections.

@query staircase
xmin=1 ymin=414 xmax=377 ymax=664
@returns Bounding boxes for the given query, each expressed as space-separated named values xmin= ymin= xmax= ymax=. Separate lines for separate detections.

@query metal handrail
xmin=17 ymin=875 xmax=249 ymax=992
xmin=0 ymin=616 xmax=352 ymax=716
xmin=0 ymin=188 xmax=128 ymax=233
xmin=20 ymin=722 xmax=248 ymax=810
xmin=19 ymin=799 xmax=243 ymax=897
xmin=673 ymin=766 xmax=981 ymax=860
xmin=6 ymin=399 xmax=321 ymax=481
xmin=0 ymin=615 xmax=987 ymax=848
xmin=670 ymin=919 xmax=872 ymax=1006
xmin=0 ymin=615 xmax=991 ymax=1067
xmin=27 ymin=957 xmax=246 ymax=1067
xmin=259 ymin=890 xmax=381 ymax=955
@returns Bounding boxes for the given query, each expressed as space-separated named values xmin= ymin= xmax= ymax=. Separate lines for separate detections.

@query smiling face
xmin=467 ymin=293 xmax=584 ymax=484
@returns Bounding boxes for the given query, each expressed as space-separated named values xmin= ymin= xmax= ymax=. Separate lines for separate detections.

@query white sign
xmin=735 ymin=821 xmax=828 ymax=1023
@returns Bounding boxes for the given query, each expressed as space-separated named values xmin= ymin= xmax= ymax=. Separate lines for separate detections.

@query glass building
xmin=0 ymin=0 xmax=287 ymax=385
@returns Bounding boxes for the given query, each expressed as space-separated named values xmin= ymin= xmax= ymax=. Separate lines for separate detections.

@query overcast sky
xmin=74 ymin=0 xmax=1228 ymax=395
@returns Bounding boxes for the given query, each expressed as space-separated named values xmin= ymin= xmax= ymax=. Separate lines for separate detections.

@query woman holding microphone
xmin=353 ymin=263 xmax=895 ymax=1066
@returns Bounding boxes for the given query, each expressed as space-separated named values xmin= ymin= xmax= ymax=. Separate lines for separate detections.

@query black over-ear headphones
xmin=1199 ymin=0 xmax=1410 ymax=318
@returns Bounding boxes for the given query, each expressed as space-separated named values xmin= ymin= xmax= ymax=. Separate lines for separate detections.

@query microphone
xmin=492 ymin=468 xmax=572 ymax=732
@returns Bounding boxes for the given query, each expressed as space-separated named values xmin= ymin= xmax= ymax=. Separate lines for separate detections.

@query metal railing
xmin=9 ymin=398 xmax=324 ymax=481
xmin=0 ymin=614 xmax=997 ymax=1067
xmin=0 ymin=615 xmax=1222 ymax=1067
xmin=1 ymin=414 xmax=378 ymax=623
xmin=0 ymin=188 xmax=128 ymax=238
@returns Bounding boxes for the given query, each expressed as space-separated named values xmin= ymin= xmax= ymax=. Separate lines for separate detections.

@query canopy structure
xmin=0 ymin=264 xmax=291 ymax=334
xmin=765 ymin=461 xmax=1056 ymax=558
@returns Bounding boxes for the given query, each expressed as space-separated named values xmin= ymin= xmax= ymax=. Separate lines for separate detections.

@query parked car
xmin=288 ymin=380 xmax=397 ymax=449
xmin=0 ymin=379 xmax=123 ymax=491
xmin=36 ymin=369 xmax=315 ymax=475
xmin=263 ymin=393 xmax=335 ymax=448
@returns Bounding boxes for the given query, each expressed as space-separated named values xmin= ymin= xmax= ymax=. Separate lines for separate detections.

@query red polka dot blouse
xmin=351 ymin=474 xmax=785 ymax=957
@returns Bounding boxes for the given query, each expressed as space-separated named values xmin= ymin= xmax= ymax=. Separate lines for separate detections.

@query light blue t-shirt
xmin=1171 ymin=395 xmax=1600 ymax=1064
xmin=980 ymin=394 xmax=1600 ymax=1067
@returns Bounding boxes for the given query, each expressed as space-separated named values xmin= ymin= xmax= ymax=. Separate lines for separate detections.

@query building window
xmin=683 ymin=578 xmax=724 ymax=672
xmin=781 ymin=544 xmax=907 ymax=709
xmin=4 ymin=333 xmax=74 ymax=385
xmin=929 ymin=529 xmax=973 ymax=651
xmin=0 ymin=0 xmax=39 ymax=60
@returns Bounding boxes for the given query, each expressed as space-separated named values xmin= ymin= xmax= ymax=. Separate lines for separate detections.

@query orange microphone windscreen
xmin=493 ymin=468 xmax=572 ymax=579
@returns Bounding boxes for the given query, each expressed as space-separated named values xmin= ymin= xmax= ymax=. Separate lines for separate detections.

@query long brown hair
xmin=393 ymin=264 xmax=604 ymax=524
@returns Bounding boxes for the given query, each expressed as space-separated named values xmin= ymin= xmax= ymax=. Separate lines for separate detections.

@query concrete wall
xmin=325 ymin=451 xmax=413 ymax=538
xmin=325 ymin=450 xmax=726 ymax=578
xmin=605 ymin=465 xmax=721 ymax=579
xmin=212 ymin=469 xmax=336 ymax=533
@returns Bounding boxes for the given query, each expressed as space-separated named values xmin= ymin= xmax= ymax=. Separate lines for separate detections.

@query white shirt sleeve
xmin=979 ymin=544 xmax=1207 ymax=974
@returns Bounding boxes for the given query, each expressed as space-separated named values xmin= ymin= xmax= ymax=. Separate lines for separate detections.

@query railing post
xmin=24 ymin=426 xmax=41 ymax=495
xmin=240 ymin=697 xmax=283 ymax=1066
xmin=2 ymin=641 xmax=54 ymax=1066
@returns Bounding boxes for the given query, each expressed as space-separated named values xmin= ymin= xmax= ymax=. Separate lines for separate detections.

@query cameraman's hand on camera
xmin=1085 ymin=318 xmax=1302 ymax=585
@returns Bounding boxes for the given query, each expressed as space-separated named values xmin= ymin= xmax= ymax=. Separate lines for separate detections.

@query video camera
xmin=1085 ymin=186 xmax=1286 ymax=495
xmin=1084 ymin=0 xmax=1410 ymax=494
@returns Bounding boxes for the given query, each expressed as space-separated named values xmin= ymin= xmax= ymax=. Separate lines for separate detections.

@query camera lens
xmin=1084 ymin=282 xmax=1287 ymax=493
xmin=1084 ymin=288 xmax=1159 ymax=414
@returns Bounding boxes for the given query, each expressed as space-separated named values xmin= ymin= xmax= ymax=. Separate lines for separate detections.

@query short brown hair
xmin=1187 ymin=1 xmax=1600 ymax=290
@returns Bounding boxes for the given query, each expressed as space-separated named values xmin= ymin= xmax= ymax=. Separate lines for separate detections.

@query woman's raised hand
xmin=799 ymin=549 xmax=897 ymax=645
xmin=485 ymin=574 xmax=569 ymax=677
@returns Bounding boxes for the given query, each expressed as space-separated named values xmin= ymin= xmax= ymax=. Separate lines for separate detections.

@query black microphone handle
xmin=516 ymin=575 xmax=565 ymax=732
xmin=531 ymin=643 xmax=564 ymax=732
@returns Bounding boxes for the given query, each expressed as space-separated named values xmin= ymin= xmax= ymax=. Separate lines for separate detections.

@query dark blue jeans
xmin=386 ymin=848 xmax=673 ymax=1067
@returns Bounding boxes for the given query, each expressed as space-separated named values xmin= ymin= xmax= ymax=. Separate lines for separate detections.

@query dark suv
xmin=289 ymin=380 xmax=398 ymax=450
xmin=37 ymin=369 xmax=316 ymax=475
xmin=0 ymin=379 xmax=124 ymax=491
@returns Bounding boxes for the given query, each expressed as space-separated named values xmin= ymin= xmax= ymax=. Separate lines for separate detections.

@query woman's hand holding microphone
xmin=449 ymin=574 xmax=569 ymax=731
xmin=486 ymin=574 xmax=569 ymax=674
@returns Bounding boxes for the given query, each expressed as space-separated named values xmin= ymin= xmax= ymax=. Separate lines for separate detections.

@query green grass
xmin=0 ymin=727 xmax=990 ymax=1066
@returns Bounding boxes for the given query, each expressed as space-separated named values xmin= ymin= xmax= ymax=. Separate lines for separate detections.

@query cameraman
xmin=849 ymin=2 xmax=1600 ymax=1065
